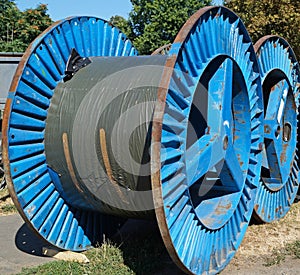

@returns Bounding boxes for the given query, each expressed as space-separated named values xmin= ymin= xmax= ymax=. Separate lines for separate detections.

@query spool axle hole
xmin=223 ymin=135 xmax=229 ymax=150
xmin=275 ymin=125 xmax=281 ymax=139
xmin=283 ymin=123 xmax=291 ymax=142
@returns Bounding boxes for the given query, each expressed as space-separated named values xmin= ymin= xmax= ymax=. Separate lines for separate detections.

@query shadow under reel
xmin=2 ymin=5 xmax=299 ymax=275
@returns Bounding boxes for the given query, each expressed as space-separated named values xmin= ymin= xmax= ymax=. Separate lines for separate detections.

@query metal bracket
xmin=64 ymin=48 xmax=91 ymax=82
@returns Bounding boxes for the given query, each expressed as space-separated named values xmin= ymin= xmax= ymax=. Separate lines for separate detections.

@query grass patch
xmin=0 ymin=187 xmax=17 ymax=215
xmin=0 ymin=203 xmax=16 ymax=214
xmin=264 ymin=240 xmax=300 ymax=266
xmin=18 ymin=261 xmax=85 ymax=275
xmin=16 ymin=230 xmax=172 ymax=275
xmin=19 ymin=241 xmax=134 ymax=275
xmin=286 ymin=240 xmax=300 ymax=259
xmin=264 ymin=250 xmax=286 ymax=267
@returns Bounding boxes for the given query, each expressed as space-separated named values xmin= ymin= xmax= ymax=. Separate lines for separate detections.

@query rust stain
xmin=254 ymin=204 xmax=259 ymax=212
xmin=215 ymin=202 xmax=232 ymax=215
xmin=174 ymin=6 xmax=213 ymax=43
xmin=27 ymin=205 xmax=36 ymax=214
xmin=280 ymin=143 xmax=288 ymax=163
xmin=254 ymin=35 xmax=277 ymax=53
xmin=206 ymin=126 xmax=211 ymax=135
xmin=62 ymin=133 xmax=84 ymax=193
xmin=270 ymin=85 xmax=276 ymax=92
xmin=99 ymin=129 xmax=114 ymax=181
xmin=258 ymin=142 xmax=264 ymax=151
xmin=99 ymin=128 xmax=128 ymax=204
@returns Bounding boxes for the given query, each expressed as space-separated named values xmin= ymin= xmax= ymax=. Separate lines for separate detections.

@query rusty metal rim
xmin=254 ymin=35 xmax=298 ymax=63
xmin=2 ymin=18 xmax=65 ymax=245
xmin=151 ymin=44 xmax=172 ymax=56
xmin=150 ymin=6 xmax=218 ymax=274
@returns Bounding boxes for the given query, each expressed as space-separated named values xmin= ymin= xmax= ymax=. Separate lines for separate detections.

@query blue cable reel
xmin=152 ymin=6 xmax=263 ymax=274
xmin=253 ymin=36 xmax=300 ymax=223
xmin=2 ymin=6 xmax=265 ymax=275
xmin=3 ymin=16 xmax=137 ymax=251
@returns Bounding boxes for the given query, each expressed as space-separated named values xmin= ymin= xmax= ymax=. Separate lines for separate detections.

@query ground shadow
xmin=113 ymin=219 xmax=185 ymax=275
xmin=15 ymin=223 xmax=56 ymax=257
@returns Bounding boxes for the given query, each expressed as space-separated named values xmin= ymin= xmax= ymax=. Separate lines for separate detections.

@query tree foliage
xmin=225 ymin=0 xmax=300 ymax=59
xmin=109 ymin=15 xmax=134 ymax=40
xmin=111 ymin=0 xmax=211 ymax=55
xmin=0 ymin=0 xmax=52 ymax=52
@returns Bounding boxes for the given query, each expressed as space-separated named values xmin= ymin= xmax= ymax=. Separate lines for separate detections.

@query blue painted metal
xmin=3 ymin=16 xmax=137 ymax=251
xmin=152 ymin=6 xmax=264 ymax=275
xmin=253 ymin=36 xmax=300 ymax=223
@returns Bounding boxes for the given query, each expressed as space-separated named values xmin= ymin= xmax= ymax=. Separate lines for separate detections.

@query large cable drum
xmin=3 ymin=6 xmax=264 ymax=275
xmin=253 ymin=36 xmax=300 ymax=223
xmin=3 ymin=16 xmax=138 ymax=251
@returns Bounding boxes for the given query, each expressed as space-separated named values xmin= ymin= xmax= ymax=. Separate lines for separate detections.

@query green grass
xmin=17 ymin=230 xmax=176 ymax=275
xmin=264 ymin=250 xmax=286 ymax=267
xmin=0 ymin=203 xmax=16 ymax=214
xmin=286 ymin=240 xmax=300 ymax=259
xmin=264 ymin=240 xmax=300 ymax=266
xmin=19 ymin=241 xmax=134 ymax=275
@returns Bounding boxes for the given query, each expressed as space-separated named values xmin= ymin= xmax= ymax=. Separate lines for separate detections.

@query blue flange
xmin=151 ymin=6 xmax=263 ymax=274
xmin=3 ymin=16 xmax=137 ymax=251
xmin=253 ymin=36 xmax=300 ymax=223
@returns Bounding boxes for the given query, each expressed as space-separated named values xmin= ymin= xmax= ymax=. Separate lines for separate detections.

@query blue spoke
xmin=222 ymin=59 xmax=234 ymax=124
xmin=221 ymin=142 xmax=245 ymax=192
xmin=207 ymin=59 xmax=232 ymax=134
xmin=265 ymin=138 xmax=286 ymax=182
xmin=265 ymin=80 xmax=289 ymax=122
xmin=186 ymin=134 xmax=225 ymax=187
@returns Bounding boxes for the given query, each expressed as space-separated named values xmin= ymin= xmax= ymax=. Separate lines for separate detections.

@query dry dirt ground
xmin=223 ymin=200 xmax=300 ymax=274
xmin=1 ymin=187 xmax=299 ymax=274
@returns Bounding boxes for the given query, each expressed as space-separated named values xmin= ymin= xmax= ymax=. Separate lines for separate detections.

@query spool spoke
xmin=265 ymin=81 xmax=289 ymax=123
xmin=186 ymin=134 xmax=225 ymax=187
xmin=222 ymin=59 xmax=234 ymax=126
xmin=264 ymin=139 xmax=282 ymax=180
xmin=222 ymin=142 xmax=245 ymax=192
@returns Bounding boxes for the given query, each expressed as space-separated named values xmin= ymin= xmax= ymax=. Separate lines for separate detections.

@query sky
xmin=15 ymin=0 xmax=133 ymax=21
xmin=15 ymin=0 xmax=224 ymax=22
